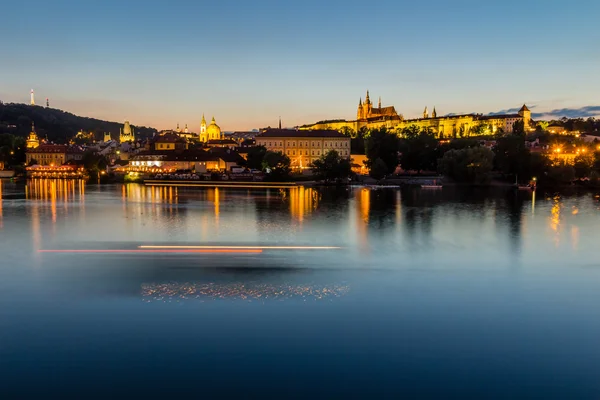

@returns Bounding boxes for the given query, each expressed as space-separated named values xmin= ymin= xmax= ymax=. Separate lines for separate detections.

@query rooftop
xmin=259 ymin=129 xmax=347 ymax=138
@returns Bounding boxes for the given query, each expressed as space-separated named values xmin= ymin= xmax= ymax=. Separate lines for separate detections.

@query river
xmin=1 ymin=179 xmax=600 ymax=397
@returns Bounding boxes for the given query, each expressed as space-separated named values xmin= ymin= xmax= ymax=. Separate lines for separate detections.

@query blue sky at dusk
xmin=1 ymin=0 xmax=599 ymax=130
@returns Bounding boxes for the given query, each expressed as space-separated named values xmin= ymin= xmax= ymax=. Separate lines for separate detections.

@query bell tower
xmin=200 ymin=114 xmax=207 ymax=142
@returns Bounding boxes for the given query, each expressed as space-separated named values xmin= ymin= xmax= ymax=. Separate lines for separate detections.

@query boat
xmin=421 ymin=184 xmax=442 ymax=189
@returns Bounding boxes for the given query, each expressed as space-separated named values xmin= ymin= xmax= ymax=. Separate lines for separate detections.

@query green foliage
xmin=547 ymin=164 xmax=575 ymax=184
xmin=311 ymin=150 xmax=352 ymax=183
xmin=512 ymin=120 xmax=526 ymax=135
xmin=0 ymin=102 xmax=157 ymax=144
xmin=243 ymin=146 xmax=267 ymax=170
xmin=438 ymin=147 xmax=495 ymax=184
xmin=364 ymin=128 xmax=399 ymax=174
xmin=82 ymin=151 xmax=108 ymax=175
xmin=262 ymin=151 xmax=291 ymax=181
xmin=398 ymin=128 xmax=440 ymax=173
xmin=400 ymin=125 xmax=421 ymax=139
xmin=0 ymin=133 xmax=26 ymax=167
xmin=370 ymin=158 xmax=388 ymax=181
xmin=573 ymin=153 xmax=594 ymax=179
xmin=338 ymin=126 xmax=356 ymax=138
xmin=493 ymin=134 xmax=531 ymax=182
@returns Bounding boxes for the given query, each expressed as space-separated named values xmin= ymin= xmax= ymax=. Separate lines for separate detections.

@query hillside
xmin=0 ymin=102 xmax=158 ymax=143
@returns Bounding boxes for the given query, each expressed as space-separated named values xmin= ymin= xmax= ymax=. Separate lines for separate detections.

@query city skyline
xmin=1 ymin=0 xmax=599 ymax=131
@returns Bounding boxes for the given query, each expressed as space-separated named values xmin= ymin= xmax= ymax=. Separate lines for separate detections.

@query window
xmin=293 ymin=150 xmax=296 ymax=156
xmin=280 ymin=142 xmax=283 ymax=146
xmin=299 ymin=142 xmax=302 ymax=147
xmin=269 ymin=142 xmax=272 ymax=147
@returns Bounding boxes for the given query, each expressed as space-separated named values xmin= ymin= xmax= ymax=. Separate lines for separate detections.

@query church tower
xmin=26 ymin=121 xmax=40 ymax=149
xmin=363 ymin=90 xmax=372 ymax=119
xmin=30 ymin=90 xmax=35 ymax=106
xmin=423 ymin=107 xmax=429 ymax=119
xmin=518 ymin=104 xmax=531 ymax=130
xmin=357 ymin=98 xmax=363 ymax=120
xmin=103 ymin=132 xmax=112 ymax=142
xmin=432 ymin=107 xmax=437 ymax=118
xmin=119 ymin=120 xmax=134 ymax=143
xmin=200 ymin=114 xmax=207 ymax=142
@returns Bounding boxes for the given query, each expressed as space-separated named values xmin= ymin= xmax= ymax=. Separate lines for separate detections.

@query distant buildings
xmin=26 ymin=144 xmax=83 ymax=166
xmin=256 ymin=129 xmax=351 ymax=170
xmin=302 ymin=90 xmax=533 ymax=137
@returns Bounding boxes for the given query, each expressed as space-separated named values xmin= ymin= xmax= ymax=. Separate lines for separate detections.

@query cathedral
xmin=302 ymin=90 xmax=533 ymax=137
xmin=357 ymin=91 xmax=401 ymax=121
xmin=199 ymin=115 xmax=223 ymax=142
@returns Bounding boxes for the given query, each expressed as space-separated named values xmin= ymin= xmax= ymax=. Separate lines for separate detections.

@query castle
xmin=303 ymin=90 xmax=533 ymax=137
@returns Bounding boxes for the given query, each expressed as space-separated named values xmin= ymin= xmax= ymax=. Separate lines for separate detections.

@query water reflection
xmin=141 ymin=281 xmax=350 ymax=302
xmin=26 ymin=179 xmax=85 ymax=202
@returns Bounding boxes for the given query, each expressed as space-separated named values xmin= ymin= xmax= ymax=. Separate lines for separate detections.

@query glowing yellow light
xmin=138 ymin=245 xmax=342 ymax=250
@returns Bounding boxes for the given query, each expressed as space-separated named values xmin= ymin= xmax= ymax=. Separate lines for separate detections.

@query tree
xmin=512 ymin=120 xmax=526 ymax=135
xmin=311 ymin=150 xmax=352 ymax=183
xmin=401 ymin=125 xmax=421 ymax=139
xmin=438 ymin=147 xmax=494 ymax=184
xmin=364 ymin=128 xmax=400 ymax=175
xmin=339 ymin=126 xmax=356 ymax=138
xmin=398 ymin=128 xmax=440 ymax=173
xmin=262 ymin=151 xmax=291 ymax=181
xmin=370 ymin=158 xmax=387 ymax=181
xmin=536 ymin=121 xmax=549 ymax=132
xmin=547 ymin=164 xmax=575 ymax=184
xmin=243 ymin=145 xmax=267 ymax=170
xmin=493 ymin=134 xmax=531 ymax=182
xmin=82 ymin=151 xmax=108 ymax=175
xmin=573 ymin=153 xmax=594 ymax=179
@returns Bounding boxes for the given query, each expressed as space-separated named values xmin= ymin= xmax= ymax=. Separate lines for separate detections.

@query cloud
xmin=488 ymin=105 xmax=600 ymax=119
xmin=532 ymin=106 xmax=600 ymax=119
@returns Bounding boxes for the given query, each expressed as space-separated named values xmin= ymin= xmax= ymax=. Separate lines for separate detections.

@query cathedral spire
xmin=278 ymin=116 xmax=282 ymax=129
xmin=423 ymin=107 xmax=429 ymax=119
xmin=359 ymin=97 xmax=362 ymax=106
xmin=378 ymin=97 xmax=381 ymax=108
xmin=365 ymin=90 xmax=370 ymax=104
xmin=432 ymin=107 xmax=437 ymax=118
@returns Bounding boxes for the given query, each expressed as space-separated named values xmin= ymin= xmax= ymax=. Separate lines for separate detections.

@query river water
xmin=1 ymin=179 xmax=600 ymax=397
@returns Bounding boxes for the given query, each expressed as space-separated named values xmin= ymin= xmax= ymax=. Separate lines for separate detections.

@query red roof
xmin=27 ymin=145 xmax=83 ymax=154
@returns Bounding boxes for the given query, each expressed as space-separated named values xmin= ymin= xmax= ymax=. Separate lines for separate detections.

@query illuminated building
xmin=119 ymin=120 xmax=135 ymax=143
xmin=26 ymin=145 xmax=83 ymax=166
xmin=303 ymin=90 xmax=533 ymax=137
xmin=26 ymin=164 xmax=87 ymax=179
xmin=547 ymin=124 xmax=567 ymax=134
xmin=152 ymin=133 xmax=188 ymax=151
xmin=30 ymin=89 xmax=35 ymax=106
xmin=127 ymin=149 xmax=241 ymax=173
xmin=26 ymin=121 xmax=40 ymax=149
xmin=103 ymin=132 xmax=112 ymax=142
xmin=255 ymin=129 xmax=351 ymax=170
xmin=200 ymin=115 xmax=223 ymax=143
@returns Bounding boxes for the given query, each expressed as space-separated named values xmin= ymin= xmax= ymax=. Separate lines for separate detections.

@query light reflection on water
xmin=141 ymin=281 xmax=350 ymax=302
xmin=3 ymin=180 xmax=600 ymax=397
xmin=2 ymin=179 xmax=598 ymax=269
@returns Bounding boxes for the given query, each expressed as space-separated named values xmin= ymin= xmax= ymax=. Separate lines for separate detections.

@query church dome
xmin=207 ymin=117 xmax=221 ymax=137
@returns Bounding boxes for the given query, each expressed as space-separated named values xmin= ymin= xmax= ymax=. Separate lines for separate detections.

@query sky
xmin=1 ymin=0 xmax=599 ymax=131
